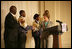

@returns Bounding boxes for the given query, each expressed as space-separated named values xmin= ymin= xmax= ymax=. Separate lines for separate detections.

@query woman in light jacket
xmin=40 ymin=10 xmax=54 ymax=48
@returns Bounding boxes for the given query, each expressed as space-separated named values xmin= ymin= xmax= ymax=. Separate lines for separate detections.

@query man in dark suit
xmin=4 ymin=6 xmax=19 ymax=48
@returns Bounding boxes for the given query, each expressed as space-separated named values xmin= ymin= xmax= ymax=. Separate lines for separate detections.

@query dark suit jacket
xmin=18 ymin=25 xmax=33 ymax=48
xmin=18 ymin=26 xmax=27 ymax=48
xmin=4 ymin=12 xmax=19 ymax=48
xmin=32 ymin=20 xmax=42 ymax=38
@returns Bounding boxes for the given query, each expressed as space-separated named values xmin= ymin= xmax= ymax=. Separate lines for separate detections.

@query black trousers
xmin=4 ymin=40 xmax=18 ymax=48
xmin=18 ymin=35 xmax=26 ymax=48
xmin=34 ymin=36 xmax=40 ymax=48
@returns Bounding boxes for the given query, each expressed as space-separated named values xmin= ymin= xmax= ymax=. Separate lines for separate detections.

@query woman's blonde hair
xmin=43 ymin=10 xmax=50 ymax=19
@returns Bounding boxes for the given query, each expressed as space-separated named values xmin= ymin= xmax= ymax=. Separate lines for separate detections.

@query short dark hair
xmin=10 ymin=6 xmax=16 ymax=12
xmin=33 ymin=14 xmax=39 ymax=20
xmin=19 ymin=10 xmax=25 ymax=15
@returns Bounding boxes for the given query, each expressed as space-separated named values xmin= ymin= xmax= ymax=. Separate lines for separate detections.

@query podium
xmin=53 ymin=35 xmax=62 ymax=48
xmin=42 ymin=20 xmax=68 ymax=48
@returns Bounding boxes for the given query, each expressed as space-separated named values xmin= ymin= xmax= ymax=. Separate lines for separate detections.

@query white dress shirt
xmin=10 ymin=12 xmax=17 ymax=21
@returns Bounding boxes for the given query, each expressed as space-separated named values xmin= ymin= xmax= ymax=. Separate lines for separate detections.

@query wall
xmin=60 ymin=1 xmax=71 ymax=48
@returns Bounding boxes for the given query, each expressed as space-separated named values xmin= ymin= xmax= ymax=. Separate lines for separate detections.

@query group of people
xmin=4 ymin=6 xmax=54 ymax=48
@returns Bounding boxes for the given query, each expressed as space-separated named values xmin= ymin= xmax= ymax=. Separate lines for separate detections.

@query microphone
xmin=56 ymin=20 xmax=63 ymax=24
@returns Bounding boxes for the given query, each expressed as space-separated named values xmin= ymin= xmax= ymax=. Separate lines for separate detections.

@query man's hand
xmin=20 ymin=19 xmax=25 ymax=24
xmin=32 ymin=26 xmax=35 ymax=30
xmin=40 ymin=35 xmax=41 ymax=39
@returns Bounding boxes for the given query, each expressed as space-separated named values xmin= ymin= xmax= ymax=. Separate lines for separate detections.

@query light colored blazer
xmin=32 ymin=20 xmax=40 ymax=32
xmin=40 ymin=20 xmax=54 ymax=39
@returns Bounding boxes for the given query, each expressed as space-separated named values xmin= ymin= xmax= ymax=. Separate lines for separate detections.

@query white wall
xmin=60 ymin=1 xmax=71 ymax=48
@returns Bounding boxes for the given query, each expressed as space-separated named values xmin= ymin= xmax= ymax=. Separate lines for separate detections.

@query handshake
xmin=24 ymin=20 xmax=68 ymax=36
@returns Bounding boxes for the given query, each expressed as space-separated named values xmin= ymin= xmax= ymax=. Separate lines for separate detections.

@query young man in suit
xmin=32 ymin=14 xmax=41 ymax=48
xmin=4 ymin=6 xmax=19 ymax=48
